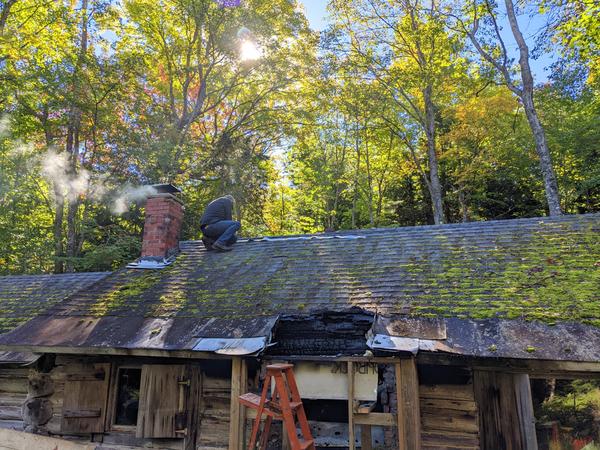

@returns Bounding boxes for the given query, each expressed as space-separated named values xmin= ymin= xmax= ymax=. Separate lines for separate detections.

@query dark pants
xmin=202 ymin=220 xmax=240 ymax=246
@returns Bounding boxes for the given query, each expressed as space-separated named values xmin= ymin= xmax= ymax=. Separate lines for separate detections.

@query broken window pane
xmin=114 ymin=368 xmax=141 ymax=426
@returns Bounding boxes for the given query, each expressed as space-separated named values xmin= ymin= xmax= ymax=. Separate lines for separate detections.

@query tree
xmin=329 ymin=0 xmax=466 ymax=224
xmin=456 ymin=0 xmax=563 ymax=215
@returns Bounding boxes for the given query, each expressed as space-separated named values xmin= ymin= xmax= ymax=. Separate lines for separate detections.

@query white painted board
xmin=292 ymin=362 xmax=378 ymax=401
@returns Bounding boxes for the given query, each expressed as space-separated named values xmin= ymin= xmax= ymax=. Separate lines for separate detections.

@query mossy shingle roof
xmin=0 ymin=272 xmax=110 ymax=335
xmin=0 ymin=214 xmax=598 ymax=361
xmin=43 ymin=213 xmax=600 ymax=325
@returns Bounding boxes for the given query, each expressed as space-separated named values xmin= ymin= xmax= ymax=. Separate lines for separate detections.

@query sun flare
xmin=240 ymin=40 xmax=262 ymax=61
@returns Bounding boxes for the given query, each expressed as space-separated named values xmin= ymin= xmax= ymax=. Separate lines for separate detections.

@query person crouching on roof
xmin=200 ymin=195 xmax=240 ymax=252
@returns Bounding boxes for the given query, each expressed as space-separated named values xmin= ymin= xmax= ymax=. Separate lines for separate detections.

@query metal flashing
xmin=127 ymin=255 xmax=177 ymax=269
xmin=192 ymin=336 xmax=268 ymax=355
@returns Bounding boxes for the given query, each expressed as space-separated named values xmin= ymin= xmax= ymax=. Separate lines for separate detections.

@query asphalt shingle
xmin=41 ymin=213 xmax=600 ymax=325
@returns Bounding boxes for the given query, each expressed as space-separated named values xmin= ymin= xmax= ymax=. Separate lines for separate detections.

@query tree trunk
xmin=65 ymin=0 xmax=89 ymax=271
xmin=53 ymin=186 xmax=65 ymax=274
xmin=458 ymin=185 xmax=469 ymax=223
xmin=520 ymin=91 xmax=562 ymax=216
xmin=0 ymin=0 xmax=17 ymax=35
xmin=505 ymin=0 xmax=562 ymax=216
xmin=423 ymin=85 xmax=445 ymax=224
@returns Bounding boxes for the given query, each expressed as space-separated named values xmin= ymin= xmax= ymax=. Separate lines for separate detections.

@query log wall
xmin=0 ymin=367 xmax=28 ymax=431
xmin=0 ymin=356 xmax=234 ymax=450
xmin=420 ymin=384 xmax=480 ymax=450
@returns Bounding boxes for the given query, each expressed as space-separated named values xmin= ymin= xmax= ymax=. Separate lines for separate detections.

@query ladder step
xmin=298 ymin=438 xmax=314 ymax=450
xmin=267 ymin=363 xmax=294 ymax=370
xmin=240 ymin=393 xmax=303 ymax=410
xmin=239 ymin=392 xmax=262 ymax=409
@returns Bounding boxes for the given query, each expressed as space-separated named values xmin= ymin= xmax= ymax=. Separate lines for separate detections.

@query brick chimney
xmin=141 ymin=184 xmax=184 ymax=259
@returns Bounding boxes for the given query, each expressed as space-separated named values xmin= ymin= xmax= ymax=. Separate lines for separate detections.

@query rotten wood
xmin=183 ymin=365 xmax=203 ymax=450
xmin=473 ymin=370 xmax=537 ymax=450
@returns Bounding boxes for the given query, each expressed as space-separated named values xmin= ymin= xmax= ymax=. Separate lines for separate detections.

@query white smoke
xmin=111 ymin=184 xmax=157 ymax=215
xmin=1 ymin=115 xmax=158 ymax=215
xmin=40 ymin=150 xmax=156 ymax=214
xmin=40 ymin=149 xmax=103 ymax=202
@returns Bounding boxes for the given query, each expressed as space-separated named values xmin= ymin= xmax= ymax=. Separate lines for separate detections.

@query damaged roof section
xmin=0 ymin=214 xmax=598 ymax=361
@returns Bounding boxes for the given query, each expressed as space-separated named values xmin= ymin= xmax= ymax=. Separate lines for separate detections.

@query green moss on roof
xmin=37 ymin=214 xmax=600 ymax=326
xmin=0 ymin=272 xmax=110 ymax=334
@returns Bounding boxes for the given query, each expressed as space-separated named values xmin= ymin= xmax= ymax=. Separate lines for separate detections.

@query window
xmin=114 ymin=368 xmax=142 ymax=426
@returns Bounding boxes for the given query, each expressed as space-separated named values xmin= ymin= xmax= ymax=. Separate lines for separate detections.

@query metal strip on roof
xmin=189 ymin=316 xmax=278 ymax=355
xmin=366 ymin=315 xmax=453 ymax=355
xmin=192 ymin=337 xmax=268 ymax=355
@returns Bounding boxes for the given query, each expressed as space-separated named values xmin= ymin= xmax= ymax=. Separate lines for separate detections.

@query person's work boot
xmin=213 ymin=241 xmax=233 ymax=252
xmin=202 ymin=236 xmax=215 ymax=251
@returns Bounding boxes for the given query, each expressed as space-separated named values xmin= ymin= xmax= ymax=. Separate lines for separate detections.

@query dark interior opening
xmin=302 ymin=399 xmax=349 ymax=422
xmin=418 ymin=364 xmax=471 ymax=385
xmin=114 ymin=368 xmax=141 ymax=426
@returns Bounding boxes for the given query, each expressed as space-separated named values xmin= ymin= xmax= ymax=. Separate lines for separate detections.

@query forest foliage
xmin=0 ymin=0 xmax=598 ymax=274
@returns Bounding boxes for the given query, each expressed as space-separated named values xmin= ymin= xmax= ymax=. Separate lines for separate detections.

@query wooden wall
xmin=0 ymin=356 xmax=234 ymax=450
xmin=0 ymin=367 xmax=28 ymax=431
xmin=420 ymin=383 xmax=480 ymax=450
xmin=197 ymin=374 xmax=231 ymax=450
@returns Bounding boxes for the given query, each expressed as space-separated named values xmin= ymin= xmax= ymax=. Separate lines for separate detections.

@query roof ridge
xmin=180 ymin=212 xmax=600 ymax=245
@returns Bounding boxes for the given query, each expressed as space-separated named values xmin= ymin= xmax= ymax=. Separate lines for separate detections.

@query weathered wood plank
xmin=61 ymin=363 xmax=110 ymax=434
xmin=419 ymin=384 xmax=474 ymax=401
xmin=421 ymin=411 xmax=480 ymax=434
xmin=228 ymin=358 xmax=242 ymax=450
xmin=420 ymin=398 xmax=477 ymax=413
xmin=473 ymin=370 xmax=537 ymax=450
xmin=347 ymin=361 xmax=355 ymax=450
xmin=514 ymin=374 xmax=538 ymax=450
xmin=396 ymin=359 xmax=420 ymax=450
xmin=183 ymin=365 xmax=203 ymax=450
xmin=361 ymin=424 xmax=372 ymax=450
xmin=422 ymin=430 xmax=480 ymax=447
xmin=354 ymin=412 xmax=395 ymax=426
xmin=136 ymin=364 xmax=185 ymax=439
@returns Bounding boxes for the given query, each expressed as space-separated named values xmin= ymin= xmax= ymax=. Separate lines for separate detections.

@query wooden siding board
xmin=61 ymin=363 xmax=110 ymax=434
xmin=136 ymin=364 xmax=185 ymax=439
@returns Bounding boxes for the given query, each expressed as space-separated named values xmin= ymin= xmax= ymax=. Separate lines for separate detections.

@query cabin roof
xmin=0 ymin=272 xmax=111 ymax=335
xmin=0 ymin=213 xmax=598 ymax=361
xmin=0 ymin=272 xmax=110 ymax=364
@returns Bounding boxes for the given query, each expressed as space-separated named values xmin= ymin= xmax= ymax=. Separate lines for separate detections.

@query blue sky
xmin=299 ymin=0 xmax=557 ymax=83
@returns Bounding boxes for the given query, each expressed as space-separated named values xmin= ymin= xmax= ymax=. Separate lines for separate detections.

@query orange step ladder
xmin=239 ymin=363 xmax=315 ymax=450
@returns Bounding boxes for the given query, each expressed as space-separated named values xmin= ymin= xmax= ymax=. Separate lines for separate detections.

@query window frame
xmin=106 ymin=363 xmax=143 ymax=432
